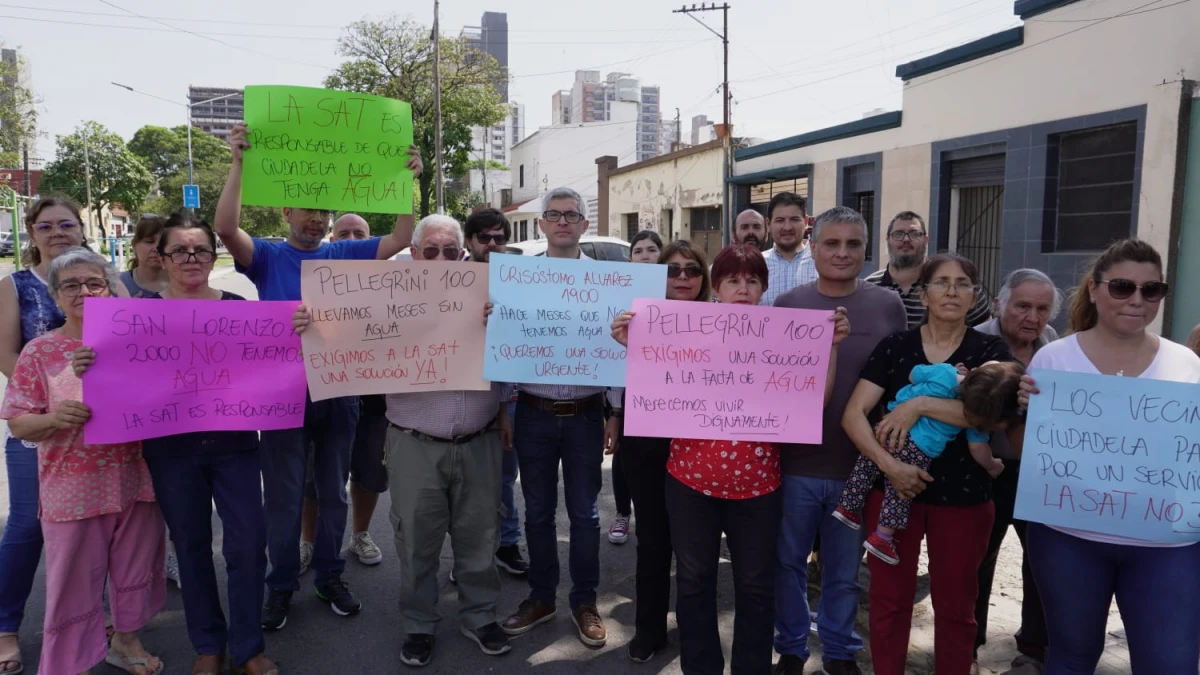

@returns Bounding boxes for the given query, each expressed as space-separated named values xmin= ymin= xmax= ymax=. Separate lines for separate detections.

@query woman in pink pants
xmin=1 ymin=245 xmax=165 ymax=675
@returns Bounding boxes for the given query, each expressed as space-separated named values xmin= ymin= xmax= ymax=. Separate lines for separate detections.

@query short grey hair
xmin=541 ymin=187 xmax=587 ymax=217
xmin=998 ymin=268 xmax=1063 ymax=319
xmin=811 ymin=206 xmax=869 ymax=242
xmin=413 ymin=214 xmax=464 ymax=248
xmin=48 ymin=246 xmax=120 ymax=295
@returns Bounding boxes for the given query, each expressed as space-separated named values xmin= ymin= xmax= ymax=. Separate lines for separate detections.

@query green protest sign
xmin=241 ymin=85 xmax=414 ymax=214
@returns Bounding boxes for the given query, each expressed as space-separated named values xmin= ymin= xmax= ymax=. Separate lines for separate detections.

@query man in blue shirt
xmin=214 ymin=121 xmax=422 ymax=631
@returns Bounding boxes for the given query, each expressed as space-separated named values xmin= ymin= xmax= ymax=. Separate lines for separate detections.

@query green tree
xmin=128 ymin=125 xmax=230 ymax=184
xmin=0 ymin=46 xmax=37 ymax=169
xmin=40 ymin=122 xmax=153 ymax=238
xmin=147 ymin=163 xmax=286 ymax=238
xmin=457 ymin=158 xmax=509 ymax=176
xmin=325 ymin=17 xmax=508 ymax=217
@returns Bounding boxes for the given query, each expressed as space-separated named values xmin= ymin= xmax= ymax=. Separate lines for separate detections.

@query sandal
xmin=105 ymin=647 xmax=164 ymax=675
xmin=0 ymin=633 xmax=21 ymax=675
xmin=192 ymin=653 xmax=225 ymax=675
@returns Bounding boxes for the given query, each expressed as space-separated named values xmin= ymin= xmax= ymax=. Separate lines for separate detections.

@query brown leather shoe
xmin=234 ymin=653 xmax=279 ymax=675
xmin=500 ymin=600 xmax=557 ymax=636
xmin=192 ymin=654 xmax=224 ymax=675
xmin=571 ymin=604 xmax=607 ymax=647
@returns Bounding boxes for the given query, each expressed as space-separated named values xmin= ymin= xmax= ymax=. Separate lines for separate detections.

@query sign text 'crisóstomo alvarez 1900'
xmin=241 ymin=85 xmax=414 ymax=214
xmin=299 ymin=259 xmax=490 ymax=400
xmin=1015 ymin=368 xmax=1200 ymax=543
xmin=623 ymin=299 xmax=834 ymax=444
xmin=483 ymin=255 xmax=666 ymax=387
xmin=81 ymin=298 xmax=306 ymax=444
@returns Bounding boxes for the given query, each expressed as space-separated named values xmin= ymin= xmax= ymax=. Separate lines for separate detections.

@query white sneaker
xmin=350 ymin=531 xmax=383 ymax=565
xmin=607 ymin=516 xmax=630 ymax=545
xmin=299 ymin=540 xmax=314 ymax=575
xmin=165 ymin=550 xmax=182 ymax=590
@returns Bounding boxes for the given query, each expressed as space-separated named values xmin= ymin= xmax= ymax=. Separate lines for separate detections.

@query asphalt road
xmin=0 ymin=268 xmax=750 ymax=675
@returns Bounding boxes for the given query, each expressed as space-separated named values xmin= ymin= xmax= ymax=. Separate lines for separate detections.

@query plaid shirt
xmin=864 ymin=266 xmax=994 ymax=329
xmin=385 ymin=383 xmax=510 ymax=439
xmin=761 ymin=246 xmax=808 ymax=307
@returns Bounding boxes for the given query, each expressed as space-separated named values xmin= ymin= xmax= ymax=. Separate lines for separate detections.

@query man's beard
xmin=472 ymin=251 xmax=489 ymax=262
xmin=892 ymin=251 xmax=925 ymax=269
xmin=740 ymin=235 xmax=762 ymax=250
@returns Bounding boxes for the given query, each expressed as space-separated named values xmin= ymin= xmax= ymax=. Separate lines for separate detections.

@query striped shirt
xmin=864 ymin=266 xmax=993 ymax=329
xmin=761 ymin=246 xmax=807 ymax=307
xmin=794 ymin=245 xmax=817 ymax=287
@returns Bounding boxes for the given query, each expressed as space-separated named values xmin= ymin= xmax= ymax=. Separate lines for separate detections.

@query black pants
xmin=974 ymin=459 xmax=1047 ymax=656
xmin=612 ymin=444 xmax=633 ymax=517
xmin=620 ymin=435 xmax=672 ymax=645
xmin=666 ymin=475 xmax=781 ymax=675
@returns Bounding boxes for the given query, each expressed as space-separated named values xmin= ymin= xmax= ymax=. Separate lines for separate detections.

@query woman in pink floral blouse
xmin=1 ymin=247 xmax=165 ymax=675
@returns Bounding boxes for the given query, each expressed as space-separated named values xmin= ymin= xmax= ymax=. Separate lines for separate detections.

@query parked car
xmin=0 ymin=232 xmax=14 ymax=257
xmin=507 ymin=235 xmax=630 ymax=261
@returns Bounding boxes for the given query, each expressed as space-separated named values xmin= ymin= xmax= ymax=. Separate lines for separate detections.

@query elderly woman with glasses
xmin=72 ymin=213 xmax=278 ymax=675
xmin=1 ymin=247 xmax=165 ymax=675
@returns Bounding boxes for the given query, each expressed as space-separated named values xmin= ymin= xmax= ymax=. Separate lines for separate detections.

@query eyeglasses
xmin=542 ymin=210 xmax=585 ymax=224
xmin=297 ymin=208 xmax=335 ymax=220
xmin=34 ymin=221 xmax=81 ymax=233
xmin=475 ymin=233 xmax=509 ymax=245
xmin=666 ymin=264 xmax=704 ymax=280
xmin=58 ymin=279 xmax=109 ymax=296
xmin=167 ymin=249 xmax=217 ymax=264
xmin=1100 ymin=279 xmax=1169 ymax=302
xmin=421 ymin=246 xmax=461 ymax=260
xmin=888 ymin=231 xmax=926 ymax=242
xmin=926 ymin=280 xmax=978 ymax=295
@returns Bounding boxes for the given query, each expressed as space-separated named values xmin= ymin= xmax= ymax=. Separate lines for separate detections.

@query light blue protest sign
xmin=1014 ymin=368 xmax=1200 ymax=543
xmin=485 ymin=254 xmax=666 ymax=386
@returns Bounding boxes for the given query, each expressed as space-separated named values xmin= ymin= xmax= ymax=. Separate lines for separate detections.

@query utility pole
xmin=481 ymin=139 xmax=488 ymax=208
xmin=673 ymin=3 xmax=731 ymax=244
xmin=82 ymin=126 xmax=97 ymax=241
xmin=432 ymin=0 xmax=445 ymax=214
xmin=21 ymin=144 xmax=31 ymax=196
xmin=674 ymin=107 xmax=681 ymax=151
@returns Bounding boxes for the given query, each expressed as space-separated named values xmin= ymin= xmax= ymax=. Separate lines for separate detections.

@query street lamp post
xmin=111 ymin=82 xmax=239 ymax=210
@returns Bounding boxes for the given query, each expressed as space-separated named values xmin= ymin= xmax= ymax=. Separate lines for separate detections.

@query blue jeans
xmin=774 ymin=475 xmax=865 ymax=662
xmin=0 ymin=436 xmax=41 ymax=633
xmin=1027 ymin=524 xmax=1200 ymax=674
xmin=500 ymin=402 xmax=521 ymax=547
xmin=514 ymin=402 xmax=604 ymax=608
xmin=260 ymin=395 xmax=358 ymax=591
xmin=147 ymin=451 xmax=266 ymax=667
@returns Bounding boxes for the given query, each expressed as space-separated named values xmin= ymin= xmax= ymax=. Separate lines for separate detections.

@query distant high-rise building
xmin=554 ymin=70 xmax=662 ymax=162
xmin=462 ymin=11 xmax=509 ymax=102
xmin=188 ymin=86 xmax=244 ymax=144
xmin=691 ymin=114 xmax=716 ymax=146
xmin=461 ymin=12 xmax=519 ymax=205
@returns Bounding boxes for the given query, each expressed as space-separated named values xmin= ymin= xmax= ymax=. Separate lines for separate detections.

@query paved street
xmin=0 ymin=267 xmax=1133 ymax=674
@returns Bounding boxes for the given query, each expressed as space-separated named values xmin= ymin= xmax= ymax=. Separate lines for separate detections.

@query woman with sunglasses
xmin=1014 ymin=239 xmax=1200 ymax=674
xmin=608 ymin=239 xmax=711 ymax=663
xmin=1 ymin=246 xmax=164 ymax=675
xmin=72 ymin=213 xmax=278 ymax=675
xmin=120 ymin=214 xmax=169 ymax=297
xmin=0 ymin=196 xmax=89 ymax=675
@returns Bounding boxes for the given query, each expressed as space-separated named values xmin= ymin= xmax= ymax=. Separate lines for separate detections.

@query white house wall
xmin=606 ymin=147 xmax=724 ymax=241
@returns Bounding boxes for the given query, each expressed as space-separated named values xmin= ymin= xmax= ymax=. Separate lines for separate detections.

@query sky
xmin=3 ymin=0 xmax=1021 ymax=166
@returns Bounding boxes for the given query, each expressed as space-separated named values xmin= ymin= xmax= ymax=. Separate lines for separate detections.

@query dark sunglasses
xmin=421 ymin=246 xmax=461 ymax=260
xmin=475 ymin=233 xmax=508 ymax=245
xmin=1100 ymin=279 xmax=1168 ymax=302
xmin=666 ymin=263 xmax=704 ymax=280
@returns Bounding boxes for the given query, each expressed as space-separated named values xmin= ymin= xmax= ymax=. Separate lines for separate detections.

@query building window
xmin=690 ymin=207 xmax=721 ymax=232
xmin=1048 ymin=122 xmax=1137 ymax=252
xmin=749 ymin=178 xmax=810 ymax=207
xmin=854 ymin=192 xmax=875 ymax=261
xmin=624 ymin=213 xmax=638 ymax=239
xmin=519 ymin=165 xmax=524 ymax=188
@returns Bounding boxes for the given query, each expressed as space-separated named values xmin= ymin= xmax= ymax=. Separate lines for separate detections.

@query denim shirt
xmin=138 ymin=291 xmax=259 ymax=458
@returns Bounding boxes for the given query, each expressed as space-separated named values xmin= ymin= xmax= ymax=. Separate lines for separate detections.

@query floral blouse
xmin=668 ymin=438 xmax=781 ymax=500
xmin=0 ymin=331 xmax=155 ymax=523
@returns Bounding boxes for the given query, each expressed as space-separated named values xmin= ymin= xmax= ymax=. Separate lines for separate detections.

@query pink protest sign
xmin=81 ymin=297 xmax=307 ymax=444
xmin=623 ymin=299 xmax=834 ymax=444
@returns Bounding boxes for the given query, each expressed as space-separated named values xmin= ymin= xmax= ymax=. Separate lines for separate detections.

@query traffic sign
xmin=183 ymin=184 xmax=200 ymax=209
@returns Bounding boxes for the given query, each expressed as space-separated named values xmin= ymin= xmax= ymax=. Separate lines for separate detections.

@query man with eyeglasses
xmin=463 ymin=209 xmax=530 ymax=579
xmin=500 ymin=187 xmax=618 ymax=648
xmin=214 ymin=122 xmax=423 ymax=630
xmin=761 ymin=192 xmax=814 ymax=306
xmin=865 ymin=211 xmax=993 ymax=329
xmin=377 ymin=214 xmax=516 ymax=665
xmin=295 ymin=212 xmax=389 ymax=582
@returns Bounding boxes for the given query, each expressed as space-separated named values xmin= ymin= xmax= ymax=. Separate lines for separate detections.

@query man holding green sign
xmin=213 ymin=85 xmax=422 ymax=633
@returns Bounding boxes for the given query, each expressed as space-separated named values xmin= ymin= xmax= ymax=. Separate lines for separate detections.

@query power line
xmin=1028 ymin=0 xmax=1189 ymax=21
